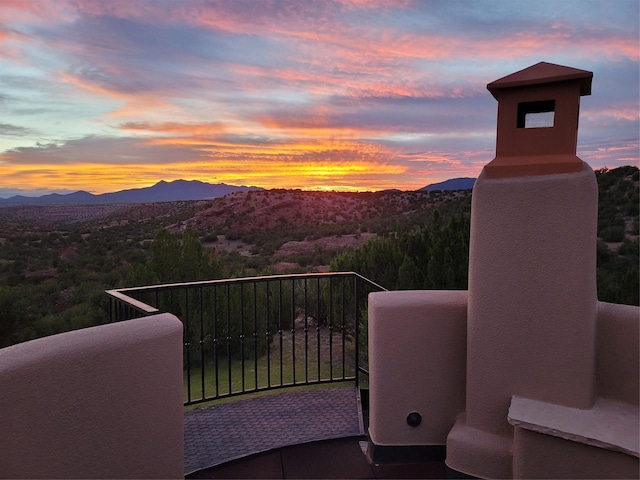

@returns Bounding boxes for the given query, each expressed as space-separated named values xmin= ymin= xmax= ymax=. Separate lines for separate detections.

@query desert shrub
xmin=599 ymin=225 xmax=625 ymax=242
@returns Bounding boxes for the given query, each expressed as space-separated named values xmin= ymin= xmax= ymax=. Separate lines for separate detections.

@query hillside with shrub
xmin=0 ymin=166 xmax=637 ymax=347
xmin=330 ymin=166 xmax=638 ymax=305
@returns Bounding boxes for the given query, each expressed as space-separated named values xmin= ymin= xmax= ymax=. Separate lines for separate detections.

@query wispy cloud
xmin=0 ymin=123 xmax=37 ymax=136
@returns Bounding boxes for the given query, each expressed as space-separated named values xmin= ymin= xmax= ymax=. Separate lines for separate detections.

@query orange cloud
xmin=0 ymin=129 xmax=419 ymax=193
xmin=0 ymin=156 xmax=410 ymax=194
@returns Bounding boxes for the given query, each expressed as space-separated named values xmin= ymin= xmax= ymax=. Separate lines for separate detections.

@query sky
xmin=0 ymin=0 xmax=638 ymax=197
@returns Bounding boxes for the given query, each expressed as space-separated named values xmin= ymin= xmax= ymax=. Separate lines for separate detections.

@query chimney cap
xmin=487 ymin=61 xmax=593 ymax=99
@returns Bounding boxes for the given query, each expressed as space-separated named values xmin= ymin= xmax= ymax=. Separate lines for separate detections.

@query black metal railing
xmin=106 ymin=272 xmax=386 ymax=406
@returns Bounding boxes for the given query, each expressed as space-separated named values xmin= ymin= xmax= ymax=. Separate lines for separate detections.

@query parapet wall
xmin=368 ymin=290 xmax=467 ymax=448
xmin=0 ymin=314 xmax=184 ymax=479
xmin=368 ymin=293 xmax=639 ymax=478
xmin=596 ymin=301 xmax=639 ymax=405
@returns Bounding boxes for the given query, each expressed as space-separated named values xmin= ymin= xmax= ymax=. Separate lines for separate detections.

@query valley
xmin=0 ymin=165 xmax=637 ymax=348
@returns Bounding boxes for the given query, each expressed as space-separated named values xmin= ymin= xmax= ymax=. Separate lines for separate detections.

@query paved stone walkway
xmin=184 ymin=387 xmax=364 ymax=475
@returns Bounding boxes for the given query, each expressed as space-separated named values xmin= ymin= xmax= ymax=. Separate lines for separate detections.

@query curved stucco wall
xmin=0 ymin=314 xmax=184 ymax=479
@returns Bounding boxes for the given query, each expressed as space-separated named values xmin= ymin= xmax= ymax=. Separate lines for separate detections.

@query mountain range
xmin=0 ymin=180 xmax=264 ymax=205
xmin=0 ymin=177 xmax=476 ymax=205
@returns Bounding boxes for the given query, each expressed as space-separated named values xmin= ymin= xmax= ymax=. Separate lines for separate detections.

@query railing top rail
xmin=108 ymin=271 xmax=387 ymax=296
xmin=105 ymin=289 xmax=159 ymax=315
xmin=351 ymin=272 xmax=388 ymax=292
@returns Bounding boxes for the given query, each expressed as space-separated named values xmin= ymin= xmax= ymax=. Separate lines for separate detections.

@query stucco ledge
xmin=508 ymin=396 xmax=639 ymax=458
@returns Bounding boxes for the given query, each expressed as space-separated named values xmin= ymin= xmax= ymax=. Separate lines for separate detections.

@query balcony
xmin=107 ymin=272 xmax=392 ymax=476
xmin=2 ymin=267 xmax=636 ymax=478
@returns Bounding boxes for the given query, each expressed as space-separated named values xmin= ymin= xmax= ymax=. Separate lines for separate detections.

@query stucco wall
xmin=0 ymin=314 xmax=184 ymax=479
xmin=597 ymin=301 xmax=640 ymax=406
xmin=368 ymin=290 xmax=467 ymax=446
xmin=513 ymin=427 xmax=639 ymax=479
xmin=446 ymin=163 xmax=599 ymax=479
xmin=465 ymin=163 xmax=598 ymax=435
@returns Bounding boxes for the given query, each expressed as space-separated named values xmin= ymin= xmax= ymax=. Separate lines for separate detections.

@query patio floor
xmin=187 ymin=437 xmax=448 ymax=479
xmin=184 ymin=387 xmax=364 ymax=476
xmin=184 ymin=386 xmax=447 ymax=479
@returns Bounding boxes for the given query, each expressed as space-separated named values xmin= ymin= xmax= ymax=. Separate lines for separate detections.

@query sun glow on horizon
xmin=0 ymin=158 xmax=429 ymax=195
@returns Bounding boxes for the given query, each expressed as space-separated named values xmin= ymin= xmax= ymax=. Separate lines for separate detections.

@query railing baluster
xmin=253 ymin=281 xmax=258 ymax=391
xmin=316 ymin=277 xmax=321 ymax=382
xmin=213 ymin=284 xmax=219 ymax=398
xmin=291 ymin=279 xmax=296 ymax=385
xmin=341 ymin=279 xmax=346 ymax=380
xmin=328 ymin=278 xmax=333 ymax=380
xmin=278 ymin=279 xmax=283 ymax=387
xmin=226 ymin=283 xmax=232 ymax=395
xmin=185 ymin=287 xmax=191 ymax=404
xmin=304 ymin=277 xmax=308 ymax=384
xmin=354 ymin=278 xmax=359 ymax=386
xmin=199 ymin=285 xmax=205 ymax=401
xmin=240 ymin=282 xmax=245 ymax=393
xmin=266 ymin=281 xmax=271 ymax=389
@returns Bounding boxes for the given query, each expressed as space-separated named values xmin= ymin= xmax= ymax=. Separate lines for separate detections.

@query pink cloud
xmin=62 ymin=2 xmax=635 ymax=67
xmin=0 ymin=25 xmax=31 ymax=62
xmin=118 ymin=121 xmax=228 ymax=136
xmin=0 ymin=0 xmax=71 ymax=23
xmin=578 ymin=139 xmax=640 ymax=168
xmin=584 ymin=103 xmax=640 ymax=123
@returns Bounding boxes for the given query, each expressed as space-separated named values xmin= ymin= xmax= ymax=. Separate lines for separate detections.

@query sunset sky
xmin=1 ymin=0 xmax=638 ymax=197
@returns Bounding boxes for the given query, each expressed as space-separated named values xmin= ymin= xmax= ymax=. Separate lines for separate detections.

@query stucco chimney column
xmin=446 ymin=62 xmax=598 ymax=479
xmin=466 ymin=164 xmax=598 ymax=430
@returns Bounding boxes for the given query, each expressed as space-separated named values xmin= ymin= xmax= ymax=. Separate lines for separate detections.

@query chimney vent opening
xmin=517 ymin=99 xmax=556 ymax=128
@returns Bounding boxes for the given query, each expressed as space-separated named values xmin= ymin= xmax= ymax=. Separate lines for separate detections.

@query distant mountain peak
xmin=420 ymin=177 xmax=476 ymax=192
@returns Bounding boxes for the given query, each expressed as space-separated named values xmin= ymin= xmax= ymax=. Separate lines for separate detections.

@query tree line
xmin=330 ymin=210 xmax=470 ymax=291
xmin=330 ymin=166 xmax=638 ymax=305
xmin=1 ymin=166 xmax=636 ymax=350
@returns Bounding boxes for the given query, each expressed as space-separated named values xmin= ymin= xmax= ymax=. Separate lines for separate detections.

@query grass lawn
xmin=183 ymin=327 xmax=357 ymax=405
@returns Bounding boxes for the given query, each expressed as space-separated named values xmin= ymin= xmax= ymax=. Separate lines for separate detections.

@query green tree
xmin=331 ymin=211 xmax=470 ymax=291
xmin=397 ymin=255 xmax=420 ymax=290
xmin=133 ymin=228 xmax=223 ymax=285
xmin=150 ymin=229 xmax=180 ymax=283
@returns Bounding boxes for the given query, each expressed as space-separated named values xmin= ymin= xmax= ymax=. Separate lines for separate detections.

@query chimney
xmin=485 ymin=61 xmax=592 ymax=178
xmin=448 ymin=62 xmax=598 ymax=478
